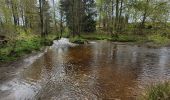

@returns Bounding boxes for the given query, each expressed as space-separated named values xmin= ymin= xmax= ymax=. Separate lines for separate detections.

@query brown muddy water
xmin=1 ymin=41 xmax=170 ymax=100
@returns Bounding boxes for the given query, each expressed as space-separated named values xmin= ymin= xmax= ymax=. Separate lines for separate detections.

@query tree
xmin=39 ymin=0 xmax=51 ymax=37
xmin=82 ymin=0 xmax=97 ymax=32
xmin=60 ymin=0 xmax=96 ymax=36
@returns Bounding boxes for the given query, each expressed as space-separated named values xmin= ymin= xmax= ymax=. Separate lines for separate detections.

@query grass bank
xmin=0 ymin=32 xmax=57 ymax=62
xmin=70 ymin=33 xmax=140 ymax=43
xmin=70 ymin=33 xmax=170 ymax=47
xmin=141 ymin=82 xmax=170 ymax=100
xmin=1 ymin=32 xmax=170 ymax=62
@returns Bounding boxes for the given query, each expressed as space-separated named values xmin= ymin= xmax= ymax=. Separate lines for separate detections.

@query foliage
xmin=60 ymin=0 xmax=97 ymax=34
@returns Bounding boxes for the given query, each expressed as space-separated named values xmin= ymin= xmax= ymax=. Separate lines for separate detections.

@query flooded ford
xmin=1 ymin=39 xmax=170 ymax=100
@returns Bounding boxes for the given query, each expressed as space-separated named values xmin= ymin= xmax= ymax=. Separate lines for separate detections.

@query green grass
xmin=69 ymin=36 xmax=87 ymax=44
xmin=75 ymin=33 xmax=170 ymax=47
xmin=80 ymin=33 xmax=145 ymax=42
xmin=113 ymin=34 xmax=142 ymax=42
xmin=148 ymin=34 xmax=170 ymax=45
xmin=81 ymin=33 xmax=112 ymax=40
xmin=1 ymin=31 xmax=170 ymax=62
xmin=142 ymin=82 xmax=170 ymax=100
xmin=0 ymin=32 xmax=58 ymax=62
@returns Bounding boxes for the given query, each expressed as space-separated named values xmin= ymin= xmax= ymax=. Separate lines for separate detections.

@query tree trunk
xmin=11 ymin=0 xmax=18 ymax=26
xmin=118 ymin=0 xmax=123 ymax=31
xmin=72 ymin=0 xmax=75 ymax=37
xmin=141 ymin=12 xmax=147 ymax=28
xmin=60 ymin=10 xmax=63 ymax=38
xmin=111 ymin=0 xmax=114 ymax=34
xmin=52 ymin=0 xmax=57 ymax=32
xmin=39 ymin=0 xmax=45 ymax=37
xmin=114 ymin=0 xmax=119 ymax=36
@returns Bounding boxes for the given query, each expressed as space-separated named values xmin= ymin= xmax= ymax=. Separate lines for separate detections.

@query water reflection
xmin=1 ymin=41 xmax=170 ymax=100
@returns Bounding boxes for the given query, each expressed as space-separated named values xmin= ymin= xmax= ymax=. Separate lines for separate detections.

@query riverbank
xmin=70 ymin=33 xmax=170 ymax=48
xmin=1 ymin=40 xmax=170 ymax=99
xmin=0 ymin=33 xmax=58 ymax=63
xmin=141 ymin=82 xmax=170 ymax=100
xmin=1 ymin=32 xmax=170 ymax=63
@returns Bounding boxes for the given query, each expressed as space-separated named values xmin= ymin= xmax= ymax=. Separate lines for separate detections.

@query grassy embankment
xmin=141 ymin=82 xmax=170 ymax=100
xmin=1 ymin=29 xmax=170 ymax=62
xmin=70 ymin=32 xmax=170 ymax=47
xmin=0 ymin=31 xmax=58 ymax=62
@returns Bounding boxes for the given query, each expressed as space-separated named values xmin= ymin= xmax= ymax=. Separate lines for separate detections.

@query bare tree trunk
xmin=114 ymin=0 xmax=119 ymax=36
xmin=11 ymin=0 xmax=18 ymax=26
xmin=141 ymin=12 xmax=147 ymax=28
xmin=60 ymin=10 xmax=63 ymax=38
xmin=140 ymin=0 xmax=149 ymax=29
xmin=52 ymin=0 xmax=57 ymax=32
xmin=77 ymin=0 xmax=81 ymax=36
xmin=72 ymin=0 xmax=75 ymax=37
xmin=39 ymin=0 xmax=45 ymax=37
xmin=118 ymin=0 xmax=123 ymax=31
xmin=111 ymin=0 xmax=114 ymax=34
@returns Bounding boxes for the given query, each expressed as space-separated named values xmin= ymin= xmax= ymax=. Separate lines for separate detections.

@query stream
xmin=1 ymin=38 xmax=170 ymax=100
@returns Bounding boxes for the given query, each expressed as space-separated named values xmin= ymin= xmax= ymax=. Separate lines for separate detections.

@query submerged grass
xmin=142 ymin=82 xmax=170 ymax=100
